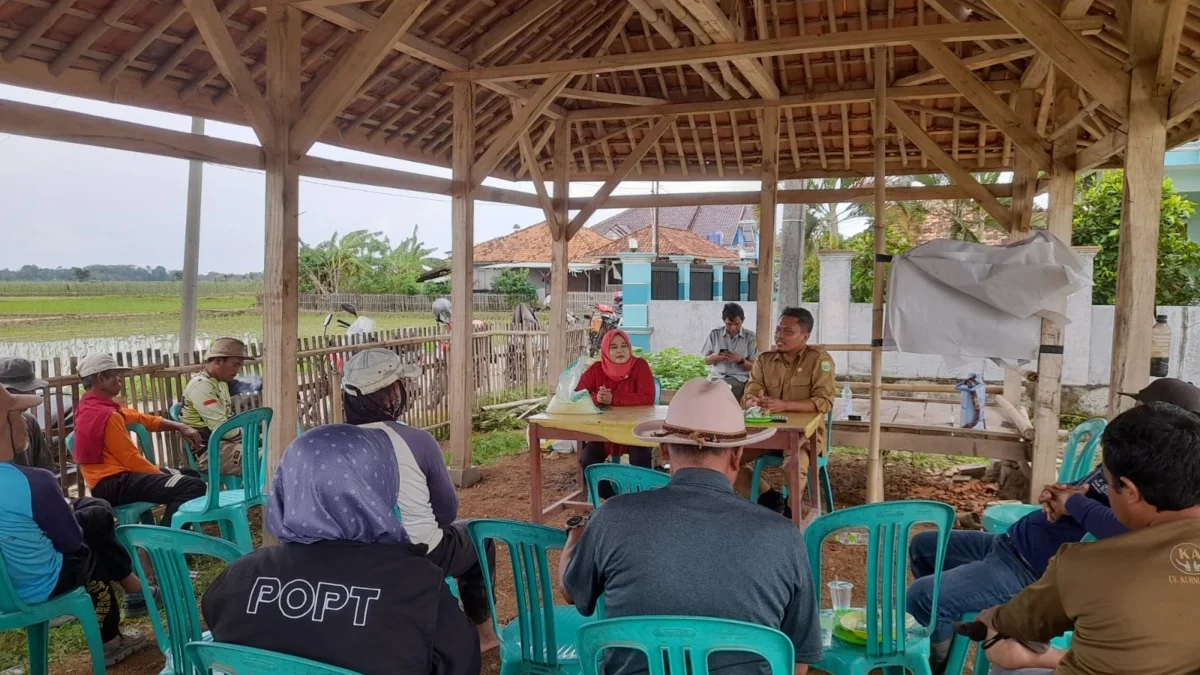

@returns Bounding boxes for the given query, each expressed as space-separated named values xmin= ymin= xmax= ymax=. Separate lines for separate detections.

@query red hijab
xmin=600 ymin=330 xmax=636 ymax=381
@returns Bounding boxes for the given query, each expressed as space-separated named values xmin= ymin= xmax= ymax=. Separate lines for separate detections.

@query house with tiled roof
xmin=588 ymin=226 xmax=741 ymax=262
xmin=470 ymin=222 xmax=613 ymax=297
xmin=588 ymin=205 xmax=758 ymax=257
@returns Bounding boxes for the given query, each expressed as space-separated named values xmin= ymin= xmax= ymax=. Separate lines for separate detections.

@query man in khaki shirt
xmin=739 ymin=307 xmax=835 ymax=500
xmin=979 ymin=401 xmax=1200 ymax=675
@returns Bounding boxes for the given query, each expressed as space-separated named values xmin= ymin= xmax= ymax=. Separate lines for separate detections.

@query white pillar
xmin=817 ymin=249 xmax=854 ymax=369
xmin=1063 ymin=247 xmax=1100 ymax=386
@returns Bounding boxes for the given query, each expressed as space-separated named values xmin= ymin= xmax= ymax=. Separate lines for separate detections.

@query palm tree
xmin=904 ymin=172 xmax=1044 ymax=243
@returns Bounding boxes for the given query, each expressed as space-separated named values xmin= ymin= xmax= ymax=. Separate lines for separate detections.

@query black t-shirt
xmin=202 ymin=540 xmax=480 ymax=675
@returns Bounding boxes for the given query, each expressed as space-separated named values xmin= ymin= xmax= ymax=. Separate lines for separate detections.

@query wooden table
xmin=527 ymin=406 xmax=824 ymax=527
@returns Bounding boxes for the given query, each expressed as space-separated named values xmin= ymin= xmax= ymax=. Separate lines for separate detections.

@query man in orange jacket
xmin=73 ymin=354 xmax=206 ymax=527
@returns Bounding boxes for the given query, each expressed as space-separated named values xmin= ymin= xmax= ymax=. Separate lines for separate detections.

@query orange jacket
xmin=80 ymin=409 xmax=163 ymax=489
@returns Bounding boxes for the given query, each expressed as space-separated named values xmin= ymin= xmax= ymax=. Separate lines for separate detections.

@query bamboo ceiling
xmin=0 ymin=0 xmax=1198 ymax=181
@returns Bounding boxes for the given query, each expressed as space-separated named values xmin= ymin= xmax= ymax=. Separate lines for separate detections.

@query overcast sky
xmin=0 ymin=84 xmax=837 ymax=274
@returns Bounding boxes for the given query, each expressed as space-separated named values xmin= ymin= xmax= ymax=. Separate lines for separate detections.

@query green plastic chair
xmin=585 ymin=464 xmax=670 ymax=508
xmin=171 ymin=401 xmax=243 ymax=491
xmin=805 ymin=500 xmax=957 ymax=675
xmin=467 ymin=519 xmax=596 ymax=675
xmin=186 ymin=641 xmax=365 ymax=675
xmin=67 ymin=423 xmax=158 ymax=527
xmin=576 ymin=616 xmax=795 ymax=675
xmin=981 ymin=417 xmax=1107 ymax=533
xmin=750 ymin=411 xmax=835 ymax=513
xmin=170 ymin=407 xmax=272 ymax=554
xmin=0 ymin=550 xmax=107 ymax=675
xmin=116 ymin=525 xmax=244 ymax=675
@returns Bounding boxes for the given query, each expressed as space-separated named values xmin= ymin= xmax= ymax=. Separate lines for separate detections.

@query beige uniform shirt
xmin=742 ymin=345 xmax=836 ymax=450
xmin=993 ymin=518 xmax=1200 ymax=675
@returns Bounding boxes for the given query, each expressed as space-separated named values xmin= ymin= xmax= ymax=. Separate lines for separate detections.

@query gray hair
xmin=80 ymin=374 xmax=97 ymax=390
xmin=663 ymin=442 xmax=738 ymax=457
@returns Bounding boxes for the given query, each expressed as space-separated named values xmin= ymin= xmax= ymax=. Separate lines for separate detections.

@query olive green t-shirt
xmin=993 ymin=517 xmax=1200 ymax=675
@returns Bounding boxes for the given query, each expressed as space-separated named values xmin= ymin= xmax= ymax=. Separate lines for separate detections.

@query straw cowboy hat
xmin=1 ymin=386 xmax=43 ymax=461
xmin=632 ymin=378 xmax=776 ymax=448
xmin=205 ymin=338 xmax=249 ymax=361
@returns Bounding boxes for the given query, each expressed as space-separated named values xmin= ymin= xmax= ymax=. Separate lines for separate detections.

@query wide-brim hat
xmin=205 ymin=337 xmax=249 ymax=361
xmin=77 ymin=353 xmax=131 ymax=378
xmin=632 ymin=378 xmax=776 ymax=448
xmin=0 ymin=358 xmax=47 ymax=392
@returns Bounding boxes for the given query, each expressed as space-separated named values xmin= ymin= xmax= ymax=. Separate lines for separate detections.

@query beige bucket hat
xmin=632 ymin=378 xmax=776 ymax=448
xmin=205 ymin=338 xmax=249 ymax=361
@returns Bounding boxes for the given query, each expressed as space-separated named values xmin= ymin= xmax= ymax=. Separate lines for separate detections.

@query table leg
xmin=790 ymin=433 xmax=802 ymax=528
xmin=808 ymin=437 xmax=821 ymax=514
xmin=529 ymin=423 xmax=543 ymax=524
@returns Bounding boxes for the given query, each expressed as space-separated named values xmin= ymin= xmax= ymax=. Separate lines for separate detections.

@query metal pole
xmin=179 ymin=116 xmax=205 ymax=364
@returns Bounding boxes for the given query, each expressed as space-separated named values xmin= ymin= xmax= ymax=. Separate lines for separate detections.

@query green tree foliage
xmin=1072 ymin=171 xmax=1200 ymax=305
xmin=298 ymin=228 xmax=446 ymax=295
xmin=802 ymin=221 xmax=915 ymax=302
xmin=489 ymin=268 xmax=538 ymax=304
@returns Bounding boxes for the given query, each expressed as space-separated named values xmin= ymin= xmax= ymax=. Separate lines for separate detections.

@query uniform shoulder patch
xmin=821 ymin=361 xmax=832 ymax=372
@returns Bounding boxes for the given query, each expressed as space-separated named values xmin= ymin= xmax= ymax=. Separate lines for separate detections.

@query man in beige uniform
xmin=181 ymin=338 xmax=247 ymax=476
xmin=739 ymin=307 xmax=835 ymax=500
xmin=979 ymin=401 xmax=1200 ymax=675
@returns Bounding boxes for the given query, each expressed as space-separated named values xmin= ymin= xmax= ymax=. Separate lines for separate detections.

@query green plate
xmin=743 ymin=416 xmax=777 ymax=424
xmin=832 ymin=624 xmax=867 ymax=646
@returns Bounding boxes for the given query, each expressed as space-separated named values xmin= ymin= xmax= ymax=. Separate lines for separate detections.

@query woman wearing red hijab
xmin=575 ymin=330 xmax=657 ymax=499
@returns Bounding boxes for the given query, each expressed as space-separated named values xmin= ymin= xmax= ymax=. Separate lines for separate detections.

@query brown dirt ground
xmin=51 ymin=450 xmax=993 ymax=675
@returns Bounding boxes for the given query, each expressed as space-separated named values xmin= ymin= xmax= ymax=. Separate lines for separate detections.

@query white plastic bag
xmin=545 ymin=357 xmax=601 ymax=415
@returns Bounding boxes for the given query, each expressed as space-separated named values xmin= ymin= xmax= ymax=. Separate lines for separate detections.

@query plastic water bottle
xmin=841 ymin=384 xmax=853 ymax=419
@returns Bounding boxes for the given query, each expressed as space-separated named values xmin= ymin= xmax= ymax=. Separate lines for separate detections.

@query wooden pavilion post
xmin=449 ymin=81 xmax=480 ymax=487
xmin=1108 ymin=1 xmax=1170 ymax=417
xmin=866 ymin=47 xmax=887 ymax=504
xmin=1001 ymin=88 xmax=1038 ymax=429
xmin=1031 ymin=72 xmax=1080 ymax=499
xmin=178 ymin=116 xmax=205 ymax=363
xmin=548 ymin=119 xmax=571 ymax=383
xmin=261 ymin=3 xmax=301 ymax=506
xmin=755 ymin=106 xmax=779 ymax=353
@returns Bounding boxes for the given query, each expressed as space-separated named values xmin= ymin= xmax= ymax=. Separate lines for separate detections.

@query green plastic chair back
xmin=185 ymin=641 xmax=365 ymax=675
xmin=117 ymin=525 xmax=244 ymax=675
xmin=169 ymin=402 xmax=183 ymax=423
xmin=1058 ymin=417 xmax=1106 ymax=483
xmin=749 ymin=412 xmax=835 ymax=513
xmin=805 ymin=501 xmax=955 ymax=666
xmin=576 ymin=616 xmax=795 ymax=675
xmin=202 ymin=407 xmax=273 ymax=512
xmin=653 ymin=377 xmax=662 ymax=406
xmin=0 ymin=548 xmax=107 ymax=675
xmin=467 ymin=518 xmax=589 ymax=673
xmin=67 ymin=424 xmax=158 ymax=526
xmin=585 ymin=464 xmax=670 ymax=507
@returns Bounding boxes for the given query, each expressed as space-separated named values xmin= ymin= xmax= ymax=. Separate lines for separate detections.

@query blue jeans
xmin=907 ymin=531 xmax=1038 ymax=642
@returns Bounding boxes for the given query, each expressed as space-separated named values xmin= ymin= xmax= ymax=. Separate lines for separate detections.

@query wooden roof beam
xmin=986 ymin=0 xmax=1130 ymax=121
xmin=290 ymin=0 xmax=430 ymax=157
xmin=567 ymin=114 xmax=678 ymax=236
xmin=184 ymin=0 xmax=273 ymax=142
xmin=885 ymin=99 xmax=1014 ymax=231
xmin=565 ymin=80 xmax=1023 ymax=121
xmin=571 ymin=182 xmax=1019 ymax=208
xmin=468 ymin=0 xmax=561 ymax=63
xmin=911 ymin=40 xmax=1051 ymax=172
xmin=674 ymin=0 xmax=781 ymax=100
xmin=1171 ymin=73 xmax=1200 ymax=125
xmin=896 ymin=44 xmax=1034 ymax=87
xmin=440 ymin=17 xmax=1105 ymax=82
xmin=50 ymin=0 xmax=140 ymax=75
xmin=471 ymin=74 xmax=570 ymax=187
xmin=3 ymin=0 xmax=75 ymax=63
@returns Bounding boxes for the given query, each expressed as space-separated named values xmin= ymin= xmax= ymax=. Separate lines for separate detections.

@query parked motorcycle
xmin=586 ymin=300 xmax=622 ymax=357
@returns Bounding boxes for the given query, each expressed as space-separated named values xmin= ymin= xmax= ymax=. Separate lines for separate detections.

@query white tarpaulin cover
xmin=884 ymin=231 xmax=1089 ymax=363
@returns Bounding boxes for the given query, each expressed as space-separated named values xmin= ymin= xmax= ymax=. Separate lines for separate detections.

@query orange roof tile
xmin=472 ymin=222 xmax=611 ymax=264
xmin=588 ymin=226 xmax=742 ymax=262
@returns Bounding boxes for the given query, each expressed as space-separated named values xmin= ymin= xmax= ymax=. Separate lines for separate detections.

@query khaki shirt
xmin=742 ymin=345 xmax=835 ymax=450
xmin=993 ymin=518 xmax=1200 ymax=675
xmin=182 ymin=371 xmax=240 ymax=441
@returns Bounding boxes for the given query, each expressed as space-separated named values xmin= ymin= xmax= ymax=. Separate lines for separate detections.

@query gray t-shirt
xmin=702 ymin=328 xmax=760 ymax=383
xmin=564 ymin=468 xmax=823 ymax=675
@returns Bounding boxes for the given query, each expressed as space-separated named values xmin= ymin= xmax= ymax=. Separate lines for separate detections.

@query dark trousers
xmin=426 ymin=520 xmax=495 ymax=626
xmin=579 ymin=442 xmax=652 ymax=500
xmin=92 ymin=469 xmax=206 ymax=526
xmin=51 ymin=498 xmax=135 ymax=642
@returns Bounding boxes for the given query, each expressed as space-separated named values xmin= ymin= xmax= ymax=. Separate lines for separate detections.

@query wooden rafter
xmin=290 ymin=0 xmax=431 ymax=156
xmin=567 ymin=114 xmax=678 ymax=236
xmin=885 ymin=99 xmax=1014 ymax=231
xmin=674 ymin=0 xmax=780 ymax=100
xmin=3 ymin=0 xmax=75 ymax=63
xmin=441 ymin=18 xmax=1105 ymax=82
xmin=468 ymin=0 xmax=561 ymax=62
xmin=471 ymin=74 xmax=570 ymax=187
xmin=49 ymin=0 xmax=141 ymax=75
xmin=895 ymin=44 xmax=1034 ymax=87
xmin=184 ymin=0 xmax=273 ymax=142
xmin=1170 ymin=73 xmax=1200 ymax=126
xmin=911 ymin=41 xmax=1051 ymax=172
xmin=987 ymin=0 xmax=1130 ymax=121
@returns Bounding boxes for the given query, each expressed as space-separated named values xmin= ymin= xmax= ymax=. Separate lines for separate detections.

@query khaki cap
xmin=205 ymin=338 xmax=249 ymax=361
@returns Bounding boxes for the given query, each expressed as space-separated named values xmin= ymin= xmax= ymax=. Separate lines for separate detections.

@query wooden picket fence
xmin=26 ymin=324 xmax=587 ymax=493
xmin=293 ymin=292 xmax=616 ymax=314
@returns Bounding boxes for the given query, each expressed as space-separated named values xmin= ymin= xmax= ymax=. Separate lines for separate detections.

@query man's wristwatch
xmin=565 ymin=514 xmax=590 ymax=532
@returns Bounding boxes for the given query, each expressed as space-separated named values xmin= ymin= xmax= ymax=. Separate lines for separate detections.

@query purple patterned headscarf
xmin=267 ymin=424 xmax=409 ymax=545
